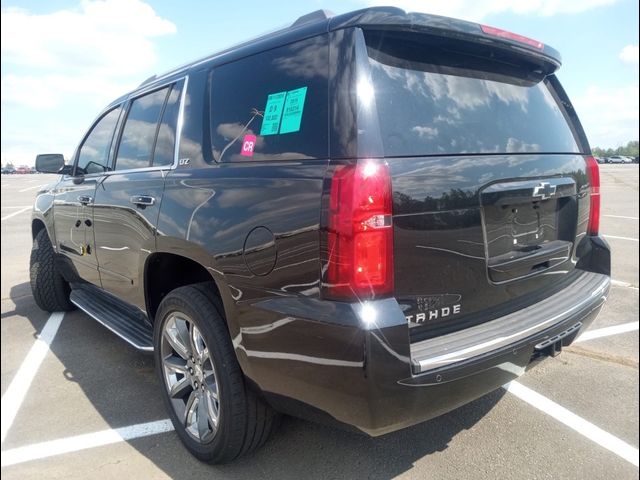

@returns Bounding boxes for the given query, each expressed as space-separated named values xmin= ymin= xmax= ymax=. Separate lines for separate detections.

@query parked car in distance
xmin=15 ymin=165 xmax=31 ymax=174
xmin=595 ymin=157 xmax=606 ymax=164
xmin=1 ymin=166 xmax=16 ymax=174
xmin=607 ymin=155 xmax=630 ymax=164
xmin=634 ymin=156 xmax=639 ymax=164
xmin=30 ymin=7 xmax=611 ymax=464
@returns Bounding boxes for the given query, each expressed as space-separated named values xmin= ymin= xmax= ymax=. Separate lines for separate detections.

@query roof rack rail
xmin=138 ymin=74 xmax=157 ymax=88
xmin=136 ymin=10 xmax=334 ymax=90
xmin=291 ymin=9 xmax=334 ymax=28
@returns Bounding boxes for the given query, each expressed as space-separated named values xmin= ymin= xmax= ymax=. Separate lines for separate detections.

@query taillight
xmin=480 ymin=24 xmax=544 ymax=50
xmin=326 ymin=160 xmax=394 ymax=300
xmin=586 ymin=156 xmax=600 ymax=236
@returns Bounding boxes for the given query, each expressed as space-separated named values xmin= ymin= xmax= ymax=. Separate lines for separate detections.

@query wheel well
xmin=32 ymin=219 xmax=46 ymax=240
xmin=144 ymin=253 xmax=220 ymax=322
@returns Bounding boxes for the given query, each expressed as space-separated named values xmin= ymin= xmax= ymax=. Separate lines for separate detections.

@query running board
xmin=70 ymin=288 xmax=154 ymax=351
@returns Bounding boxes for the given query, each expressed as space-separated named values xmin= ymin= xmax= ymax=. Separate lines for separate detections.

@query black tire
xmin=154 ymin=283 xmax=280 ymax=463
xmin=29 ymin=228 xmax=74 ymax=311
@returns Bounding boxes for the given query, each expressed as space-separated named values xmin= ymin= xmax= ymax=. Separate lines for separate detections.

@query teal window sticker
xmin=280 ymin=86 xmax=307 ymax=134
xmin=260 ymin=91 xmax=287 ymax=136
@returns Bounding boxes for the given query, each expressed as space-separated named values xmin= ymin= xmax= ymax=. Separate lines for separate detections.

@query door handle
xmin=77 ymin=195 xmax=93 ymax=205
xmin=130 ymin=195 xmax=156 ymax=207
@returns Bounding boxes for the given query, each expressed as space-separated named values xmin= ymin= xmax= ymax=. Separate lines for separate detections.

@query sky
xmin=1 ymin=0 xmax=638 ymax=166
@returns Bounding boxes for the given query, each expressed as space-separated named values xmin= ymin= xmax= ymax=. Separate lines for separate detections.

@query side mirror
xmin=35 ymin=154 xmax=65 ymax=174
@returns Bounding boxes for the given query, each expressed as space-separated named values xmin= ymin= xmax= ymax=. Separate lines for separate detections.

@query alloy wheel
xmin=161 ymin=312 xmax=220 ymax=443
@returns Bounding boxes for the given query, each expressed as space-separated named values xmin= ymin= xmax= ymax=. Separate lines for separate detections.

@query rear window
xmin=210 ymin=35 xmax=329 ymax=162
xmin=365 ymin=32 xmax=579 ymax=157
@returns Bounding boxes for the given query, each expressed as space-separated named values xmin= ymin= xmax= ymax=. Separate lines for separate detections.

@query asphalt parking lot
xmin=1 ymin=167 xmax=638 ymax=479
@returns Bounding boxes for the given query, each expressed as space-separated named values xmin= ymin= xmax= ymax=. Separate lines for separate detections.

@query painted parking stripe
xmin=18 ymin=184 xmax=46 ymax=193
xmin=0 ymin=419 xmax=174 ymax=467
xmin=0 ymin=206 xmax=31 ymax=222
xmin=603 ymin=214 xmax=639 ymax=220
xmin=0 ymin=318 xmax=636 ymax=466
xmin=603 ymin=234 xmax=639 ymax=242
xmin=1 ymin=312 xmax=64 ymax=444
xmin=575 ymin=321 xmax=639 ymax=343
xmin=611 ymin=279 xmax=639 ymax=289
xmin=505 ymin=381 xmax=639 ymax=467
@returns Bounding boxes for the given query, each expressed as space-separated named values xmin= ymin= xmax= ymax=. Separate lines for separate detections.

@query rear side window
xmin=76 ymin=106 xmax=121 ymax=175
xmin=153 ymin=85 xmax=183 ymax=166
xmin=115 ymin=87 xmax=170 ymax=170
xmin=365 ymin=31 xmax=579 ymax=157
xmin=210 ymin=35 xmax=329 ymax=162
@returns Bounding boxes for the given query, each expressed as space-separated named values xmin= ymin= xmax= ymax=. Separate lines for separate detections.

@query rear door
xmin=353 ymin=28 xmax=592 ymax=341
xmin=92 ymin=79 xmax=184 ymax=310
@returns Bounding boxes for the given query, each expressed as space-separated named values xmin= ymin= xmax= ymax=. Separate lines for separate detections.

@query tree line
xmin=592 ymin=140 xmax=639 ymax=158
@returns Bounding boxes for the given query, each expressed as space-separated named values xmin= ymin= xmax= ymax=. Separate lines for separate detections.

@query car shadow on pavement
xmin=142 ymin=390 xmax=506 ymax=480
xmin=10 ymin=282 xmax=505 ymax=478
xmin=2 ymin=282 xmax=36 ymax=320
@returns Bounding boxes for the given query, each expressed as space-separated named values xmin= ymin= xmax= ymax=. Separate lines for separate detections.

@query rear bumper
xmin=409 ymin=270 xmax=608 ymax=375
xmin=239 ymin=271 xmax=610 ymax=437
xmin=362 ymin=272 xmax=609 ymax=435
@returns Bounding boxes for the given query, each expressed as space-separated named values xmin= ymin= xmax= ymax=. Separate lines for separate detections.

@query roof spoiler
xmin=328 ymin=7 xmax=562 ymax=72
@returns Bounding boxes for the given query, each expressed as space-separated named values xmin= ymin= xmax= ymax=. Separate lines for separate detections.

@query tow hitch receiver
xmin=534 ymin=322 xmax=582 ymax=357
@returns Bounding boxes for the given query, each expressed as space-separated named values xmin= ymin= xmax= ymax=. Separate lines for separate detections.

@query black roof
xmin=127 ymin=6 xmax=561 ymax=98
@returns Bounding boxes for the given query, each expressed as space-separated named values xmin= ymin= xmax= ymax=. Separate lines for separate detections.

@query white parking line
xmin=603 ymin=234 xmax=639 ymax=242
xmin=0 ymin=419 xmax=173 ymax=467
xmin=611 ymin=279 xmax=639 ymax=289
xmin=575 ymin=321 xmax=639 ymax=343
xmin=603 ymin=214 xmax=639 ymax=220
xmin=0 ymin=206 xmax=31 ymax=222
xmin=505 ymin=381 xmax=639 ymax=467
xmin=1 ymin=310 xmax=637 ymax=467
xmin=1 ymin=312 xmax=64 ymax=444
xmin=18 ymin=184 xmax=45 ymax=193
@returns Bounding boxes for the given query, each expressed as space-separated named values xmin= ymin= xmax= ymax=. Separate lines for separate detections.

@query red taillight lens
xmin=480 ymin=24 xmax=544 ymax=50
xmin=326 ymin=160 xmax=394 ymax=300
xmin=586 ymin=156 xmax=600 ymax=236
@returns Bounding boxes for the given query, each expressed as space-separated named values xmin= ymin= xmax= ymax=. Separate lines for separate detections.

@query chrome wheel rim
xmin=161 ymin=313 xmax=220 ymax=443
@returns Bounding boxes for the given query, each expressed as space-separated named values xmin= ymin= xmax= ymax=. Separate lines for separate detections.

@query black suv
xmin=31 ymin=8 xmax=611 ymax=463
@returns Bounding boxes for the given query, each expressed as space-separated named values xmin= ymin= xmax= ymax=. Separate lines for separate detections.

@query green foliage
xmin=592 ymin=140 xmax=639 ymax=158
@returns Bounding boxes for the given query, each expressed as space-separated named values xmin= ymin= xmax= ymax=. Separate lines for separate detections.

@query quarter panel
xmin=157 ymin=161 xmax=328 ymax=381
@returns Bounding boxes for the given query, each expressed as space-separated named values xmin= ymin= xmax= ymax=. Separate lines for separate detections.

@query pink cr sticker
xmin=240 ymin=134 xmax=257 ymax=157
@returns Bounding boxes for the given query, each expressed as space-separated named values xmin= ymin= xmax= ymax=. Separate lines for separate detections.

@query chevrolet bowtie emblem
xmin=532 ymin=182 xmax=557 ymax=200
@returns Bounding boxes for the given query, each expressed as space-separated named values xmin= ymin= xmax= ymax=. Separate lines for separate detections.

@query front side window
xmin=76 ymin=106 xmax=122 ymax=175
xmin=115 ymin=87 xmax=170 ymax=170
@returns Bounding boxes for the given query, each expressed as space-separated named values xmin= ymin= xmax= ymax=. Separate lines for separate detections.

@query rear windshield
xmin=365 ymin=32 xmax=579 ymax=157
